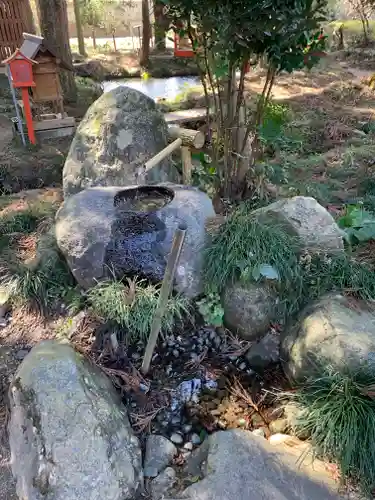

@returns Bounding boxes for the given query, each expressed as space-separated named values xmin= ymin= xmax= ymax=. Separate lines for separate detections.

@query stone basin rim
xmin=113 ymin=185 xmax=175 ymax=213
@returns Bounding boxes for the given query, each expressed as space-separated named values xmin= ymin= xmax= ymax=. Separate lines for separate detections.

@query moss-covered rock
xmin=9 ymin=340 xmax=143 ymax=500
xmin=63 ymin=87 xmax=179 ymax=197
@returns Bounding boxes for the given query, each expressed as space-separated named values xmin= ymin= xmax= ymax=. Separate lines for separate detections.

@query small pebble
xmin=183 ymin=442 xmax=193 ymax=451
xmin=252 ymin=428 xmax=266 ymax=438
xmin=14 ymin=349 xmax=29 ymax=360
xmin=228 ymin=355 xmax=238 ymax=361
xmin=190 ymin=433 xmax=201 ymax=445
xmin=238 ymin=362 xmax=247 ymax=370
xmin=237 ymin=418 xmax=247 ymax=427
xmin=183 ymin=423 xmax=192 ymax=433
xmin=0 ymin=318 xmax=7 ymax=328
xmin=172 ymin=349 xmax=179 ymax=358
xmin=171 ymin=415 xmax=181 ymax=426
xmin=139 ymin=383 xmax=149 ymax=393
xmin=170 ymin=432 xmax=184 ymax=445
xmin=214 ymin=337 xmax=221 ymax=348
xmin=144 ymin=466 xmax=159 ymax=478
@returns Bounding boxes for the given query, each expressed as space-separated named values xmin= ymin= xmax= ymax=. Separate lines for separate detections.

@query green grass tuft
xmin=300 ymin=254 xmax=375 ymax=303
xmin=203 ymin=204 xmax=302 ymax=293
xmin=204 ymin=203 xmax=375 ymax=322
xmin=0 ymin=211 xmax=40 ymax=234
xmin=0 ymin=200 xmax=59 ymax=235
xmin=88 ymin=277 xmax=191 ymax=342
xmin=0 ymin=230 xmax=74 ymax=309
xmin=0 ymin=198 xmax=75 ymax=309
xmin=285 ymin=368 xmax=375 ymax=493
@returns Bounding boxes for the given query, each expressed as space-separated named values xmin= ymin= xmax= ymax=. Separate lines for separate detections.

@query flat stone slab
xmin=171 ymin=430 xmax=342 ymax=500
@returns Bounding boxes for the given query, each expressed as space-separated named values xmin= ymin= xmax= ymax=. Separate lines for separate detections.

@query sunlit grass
xmin=285 ymin=367 xmax=375 ymax=493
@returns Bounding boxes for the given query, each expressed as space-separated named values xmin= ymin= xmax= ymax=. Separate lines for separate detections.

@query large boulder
xmin=63 ymin=87 xmax=179 ymax=197
xmin=222 ymin=283 xmax=278 ymax=340
xmin=254 ymin=196 xmax=344 ymax=254
xmin=282 ymin=294 xmax=375 ymax=381
xmin=55 ymin=184 xmax=215 ymax=297
xmin=173 ymin=429 xmax=341 ymax=500
xmin=8 ymin=340 xmax=142 ymax=500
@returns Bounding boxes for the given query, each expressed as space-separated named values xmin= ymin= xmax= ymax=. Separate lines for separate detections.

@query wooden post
xmin=21 ymin=87 xmax=36 ymax=144
xmin=141 ymin=224 xmax=187 ymax=375
xmin=181 ymin=146 xmax=192 ymax=185
xmin=6 ymin=65 xmax=26 ymax=146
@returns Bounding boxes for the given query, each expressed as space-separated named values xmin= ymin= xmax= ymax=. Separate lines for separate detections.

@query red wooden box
xmin=2 ymin=49 xmax=36 ymax=87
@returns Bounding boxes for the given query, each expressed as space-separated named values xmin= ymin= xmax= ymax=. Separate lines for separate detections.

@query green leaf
xmin=353 ymin=224 xmax=375 ymax=243
xmin=252 ymin=263 xmax=280 ymax=281
xmin=251 ymin=266 xmax=261 ymax=281
xmin=337 ymin=214 xmax=354 ymax=229
xmin=258 ymin=263 xmax=280 ymax=280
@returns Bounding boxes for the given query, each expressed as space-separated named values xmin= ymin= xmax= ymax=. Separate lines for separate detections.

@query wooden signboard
xmin=2 ymin=48 xmax=36 ymax=144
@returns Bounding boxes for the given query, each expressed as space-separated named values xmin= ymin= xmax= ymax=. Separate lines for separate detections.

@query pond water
xmin=102 ymin=76 xmax=199 ymax=101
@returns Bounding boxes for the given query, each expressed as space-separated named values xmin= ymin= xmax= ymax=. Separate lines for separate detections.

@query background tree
xmin=165 ymin=0 xmax=327 ymax=200
xmin=24 ymin=0 xmax=38 ymax=33
xmin=140 ymin=0 xmax=151 ymax=65
xmin=37 ymin=0 xmax=77 ymax=101
xmin=345 ymin=0 xmax=373 ymax=43
xmin=79 ymin=0 xmax=105 ymax=49
xmin=103 ymin=1 xmax=135 ymax=52
xmin=153 ymin=0 xmax=169 ymax=51
xmin=73 ymin=0 xmax=87 ymax=56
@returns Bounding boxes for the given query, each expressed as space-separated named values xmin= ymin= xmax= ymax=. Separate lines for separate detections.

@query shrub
xmin=285 ymin=368 xmax=375 ymax=493
xmin=166 ymin=0 xmax=327 ymax=200
xmin=88 ymin=277 xmax=191 ymax=342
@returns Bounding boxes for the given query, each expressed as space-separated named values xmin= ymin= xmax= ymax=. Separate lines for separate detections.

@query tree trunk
xmin=112 ymin=30 xmax=117 ymax=51
xmin=360 ymin=14 xmax=369 ymax=44
xmin=37 ymin=0 xmax=77 ymax=102
xmin=153 ymin=0 xmax=168 ymax=51
xmin=23 ymin=0 xmax=37 ymax=33
xmin=140 ymin=0 xmax=151 ymax=66
xmin=73 ymin=0 xmax=86 ymax=56
xmin=92 ymin=27 xmax=97 ymax=49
